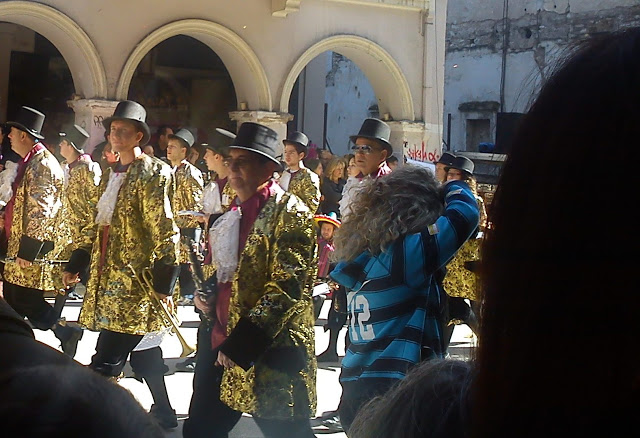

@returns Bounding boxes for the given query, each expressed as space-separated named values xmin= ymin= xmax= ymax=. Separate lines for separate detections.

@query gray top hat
xmin=283 ymin=131 xmax=309 ymax=152
xmin=229 ymin=122 xmax=282 ymax=169
xmin=349 ymin=118 xmax=392 ymax=155
xmin=204 ymin=128 xmax=235 ymax=157
xmin=102 ymin=100 xmax=151 ymax=146
xmin=6 ymin=106 xmax=46 ymax=140
xmin=59 ymin=124 xmax=90 ymax=153
xmin=169 ymin=128 xmax=195 ymax=148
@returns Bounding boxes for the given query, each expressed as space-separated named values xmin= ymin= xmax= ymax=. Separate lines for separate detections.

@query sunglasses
xmin=351 ymin=144 xmax=381 ymax=154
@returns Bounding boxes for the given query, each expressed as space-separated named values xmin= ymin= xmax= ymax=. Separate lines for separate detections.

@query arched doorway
xmin=117 ymin=19 xmax=271 ymax=112
xmin=127 ymin=35 xmax=237 ymax=148
xmin=288 ymin=51 xmax=379 ymax=157
xmin=0 ymin=23 xmax=76 ymax=145
xmin=0 ymin=1 xmax=107 ymax=121
xmin=280 ymin=35 xmax=415 ymax=125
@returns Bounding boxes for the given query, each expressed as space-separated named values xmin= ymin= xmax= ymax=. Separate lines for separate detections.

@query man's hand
xmin=62 ymin=271 xmax=80 ymax=287
xmin=16 ymin=257 xmax=32 ymax=268
xmin=216 ymin=351 xmax=237 ymax=369
xmin=193 ymin=294 xmax=212 ymax=313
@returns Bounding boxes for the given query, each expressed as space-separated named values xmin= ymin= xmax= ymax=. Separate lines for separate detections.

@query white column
xmin=67 ymin=99 xmax=119 ymax=154
xmin=229 ymin=111 xmax=294 ymax=157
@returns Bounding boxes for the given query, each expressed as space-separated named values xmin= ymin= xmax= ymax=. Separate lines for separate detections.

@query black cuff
xmin=65 ymin=249 xmax=91 ymax=276
xmin=152 ymin=262 xmax=180 ymax=296
xmin=208 ymin=213 xmax=223 ymax=230
xmin=219 ymin=317 xmax=272 ymax=371
xmin=17 ymin=235 xmax=44 ymax=262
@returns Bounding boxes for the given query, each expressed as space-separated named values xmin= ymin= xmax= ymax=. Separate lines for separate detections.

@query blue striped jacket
xmin=330 ymin=180 xmax=479 ymax=393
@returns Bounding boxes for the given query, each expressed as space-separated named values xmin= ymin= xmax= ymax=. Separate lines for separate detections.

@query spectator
xmin=349 ymin=359 xmax=472 ymax=438
xmin=319 ymin=148 xmax=333 ymax=169
xmin=304 ymin=157 xmax=323 ymax=178
xmin=387 ymin=155 xmax=399 ymax=171
xmin=473 ymin=27 xmax=640 ymax=437
xmin=152 ymin=124 xmax=173 ymax=158
xmin=330 ymin=165 xmax=479 ymax=433
xmin=320 ymin=157 xmax=346 ymax=216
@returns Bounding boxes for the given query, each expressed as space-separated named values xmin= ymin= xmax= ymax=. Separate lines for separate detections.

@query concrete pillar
xmin=0 ymin=24 xmax=18 ymax=122
xmin=229 ymin=110 xmax=294 ymax=157
xmin=387 ymin=120 xmax=441 ymax=164
xmin=67 ymin=99 xmax=119 ymax=154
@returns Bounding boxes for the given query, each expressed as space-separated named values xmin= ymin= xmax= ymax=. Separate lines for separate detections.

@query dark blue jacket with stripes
xmin=330 ymin=180 xmax=479 ymax=395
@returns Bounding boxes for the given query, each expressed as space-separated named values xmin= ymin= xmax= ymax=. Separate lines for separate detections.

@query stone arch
xmin=0 ymin=1 xmax=107 ymax=98
xmin=116 ymin=19 xmax=272 ymax=111
xmin=280 ymin=35 xmax=415 ymax=121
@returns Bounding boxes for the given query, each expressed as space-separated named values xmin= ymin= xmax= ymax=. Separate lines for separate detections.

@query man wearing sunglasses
xmin=340 ymin=118 xmax=393 ymax=219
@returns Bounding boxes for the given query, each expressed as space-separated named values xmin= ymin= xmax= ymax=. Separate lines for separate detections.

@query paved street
xmin=33 ymin=294 xmax=475 ymax=437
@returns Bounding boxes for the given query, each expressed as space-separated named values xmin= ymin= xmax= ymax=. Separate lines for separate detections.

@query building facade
xmin=0 ymin=0 xmax=449 ymax=161
xmin=444 ymin=0 xmax=640 ymax=157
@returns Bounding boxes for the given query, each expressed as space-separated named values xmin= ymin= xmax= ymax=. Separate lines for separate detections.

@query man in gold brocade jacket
xmin=183 ymin=122 xmax=318 ymax=438
xmin=62 ymin=100 xmax=181 ymax=428
xmin=278 ymin=130 xmax=321 ymax=213
xmin=166 ymin=128 xmax=204 ymax=303
xmin=0 ymin=106 xmax=83 ymax=356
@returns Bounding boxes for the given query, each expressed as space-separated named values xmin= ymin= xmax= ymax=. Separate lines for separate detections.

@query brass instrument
xmin=127 ymin=264 xmax=196 ymax=358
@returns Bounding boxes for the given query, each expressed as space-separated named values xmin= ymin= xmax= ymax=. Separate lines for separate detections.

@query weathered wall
xmin=444 ymin=0 xmax=640 ymax=152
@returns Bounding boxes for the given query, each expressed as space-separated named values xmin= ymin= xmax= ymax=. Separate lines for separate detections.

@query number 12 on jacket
xmin=347 ymin=291 xmax=375 ymax=341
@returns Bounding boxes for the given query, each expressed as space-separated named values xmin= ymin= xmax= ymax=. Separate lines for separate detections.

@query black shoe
xmin=150 ymin=404 xmax=178 ymax=429
xmin=55 ymin=323 xmax=83 ymax=358
xmin=316 ymin=349 xmax=340 ymax=363
xmin=176 ymin=357 xmax=196 ymax=372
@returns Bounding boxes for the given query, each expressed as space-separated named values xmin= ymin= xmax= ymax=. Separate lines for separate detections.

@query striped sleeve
xmin=404 ymin=180 xmax=479 ymax=289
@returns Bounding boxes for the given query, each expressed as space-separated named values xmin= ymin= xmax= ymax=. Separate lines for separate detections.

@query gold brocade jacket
xmin=172 ymin=160 xmax=204 ymax=264
xmin=3 ymin=146 xmax=64 ymax=291
xmin=78 ymin=154 xmax=180 ymax=335
xmin=219 ymin=189 xmax=318 ymax=420
xmin=57 ymin=156 xmax=102 ymax=259
xmin=280 ymin=167 xmax=321 ymax=213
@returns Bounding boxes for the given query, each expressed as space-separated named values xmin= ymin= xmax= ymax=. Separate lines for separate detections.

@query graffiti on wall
xmin=403 ymin=140 xmax=441 ymax=163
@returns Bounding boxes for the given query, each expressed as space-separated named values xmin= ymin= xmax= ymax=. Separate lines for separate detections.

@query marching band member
xmin=62 ymin=100 xmax=181 ymax=429
xmin=165 ymin=128 xmax=204 ymax=304
xmin=55 ymin=124 xmax=101 ymax=305
xmin=278 ymin=131 xmax=321 ymax=212
xmin=1 ymin=106 xmax=83 ymax=356
xmin=183 ymin=122 xmax=318 ymax=438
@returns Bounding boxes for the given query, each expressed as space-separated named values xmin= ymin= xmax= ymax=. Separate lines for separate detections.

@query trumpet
xmin=127 ymin=264 xmax=196 ymax=358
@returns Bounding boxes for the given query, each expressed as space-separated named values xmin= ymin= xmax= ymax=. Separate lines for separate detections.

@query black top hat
xmin=349 ymin=118 xmax=392 ymax=155
xmin=102 ymin=100 xmax=151 ymax=146
xmin=229 ymin=122 xmax=282 ymax=169
xmin=283 ymin=131 xmax=309 ymax=152
xmin=215 ymin=127 xmax=236 ymax=140
xmin=437 ymin=151 xmax=456 ymax=166
xmin=6 ymin=106 xmax=45 ymax=140
xmin=447 ymin=155 xmax=475 ymax=176
xmin=59 ymin=124 xmax=90 ymax=153
xmin=169 ymin=128 xmax=195 ymax=148
xmin=204 ymin=127 xmax=236 ymax=157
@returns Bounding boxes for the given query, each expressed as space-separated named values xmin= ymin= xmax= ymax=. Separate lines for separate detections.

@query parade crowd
xmin=1 ymin=26 xmax=638 ymax=438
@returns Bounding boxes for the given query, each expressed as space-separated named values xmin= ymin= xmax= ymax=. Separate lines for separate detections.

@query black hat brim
xmin=349 ymin=134 xmax=392 ymax=155
xmin=228 ymin=145 xmax=284 ymax=171
xmin=6 ymin=122 xmax=45 ymax=140
xmin=102 ymin=117 xmax=151 ymax=146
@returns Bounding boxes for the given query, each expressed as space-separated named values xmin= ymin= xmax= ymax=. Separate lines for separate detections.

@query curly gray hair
xmin=333 ymin=165 xmax=444 ymax=262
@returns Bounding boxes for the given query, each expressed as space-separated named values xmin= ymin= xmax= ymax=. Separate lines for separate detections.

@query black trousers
xmin=89 ymin=330 xmax=143 ymax=377
xmin=3 ymin=282 xmax=58 ymax=330
xmin=179 ymin=263 xmax=196 ymax=297
xmin=183 ymin=319 xmax=315 ymax=438
xmin=338 ymin=380 xmax=396 ymax=434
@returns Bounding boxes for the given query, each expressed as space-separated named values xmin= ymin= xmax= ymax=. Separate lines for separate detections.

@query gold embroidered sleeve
xmin=23 ymin=157 xmax=63 ymax=242
xmin=141 ymin=166 xmax=180 ymax=265
xmin=65 ymin=163 xmax=101 ymax=252
xmin=173 ymin=166 xmax=204 ymax=229
xmin=246 ymin=198 xmax=317 ymax=339
xmin=289 ymin=171 xmax=321 ymax=213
